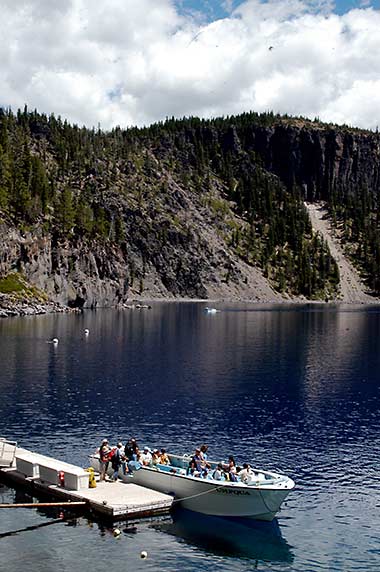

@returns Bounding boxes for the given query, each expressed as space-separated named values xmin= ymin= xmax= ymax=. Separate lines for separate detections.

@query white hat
xmin=143 ymin=446 xmax=151 ymax=452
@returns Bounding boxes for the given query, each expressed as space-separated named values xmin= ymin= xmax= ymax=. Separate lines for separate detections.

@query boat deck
xmin=0 ymin=444 xmax=173 ymax=520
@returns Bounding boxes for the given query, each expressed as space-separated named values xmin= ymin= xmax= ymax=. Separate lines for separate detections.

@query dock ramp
xmin=0 ymin=438 xmax=17 ymax=468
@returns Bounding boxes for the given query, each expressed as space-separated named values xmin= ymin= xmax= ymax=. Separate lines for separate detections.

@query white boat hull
xmin=131 ymin=466 xmax=292 ymax=521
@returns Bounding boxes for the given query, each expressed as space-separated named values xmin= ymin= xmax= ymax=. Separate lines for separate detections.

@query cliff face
xmin=0 ymin=110 xmax=379 ymax=307
xmin=0 ymin=224 xmax=129 ymax=307
xmin=242 ymin=123 xmax=380 ymax=201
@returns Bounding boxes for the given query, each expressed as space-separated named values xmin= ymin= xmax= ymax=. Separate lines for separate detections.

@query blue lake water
xmin=0 ymin=303 xmax=379 ymax=571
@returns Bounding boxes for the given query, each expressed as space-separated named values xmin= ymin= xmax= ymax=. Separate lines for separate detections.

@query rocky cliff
xmin=0 ymin=197 xmax=281 ymax=308
xmin=0 ymin=109 xmax=379 ymax=309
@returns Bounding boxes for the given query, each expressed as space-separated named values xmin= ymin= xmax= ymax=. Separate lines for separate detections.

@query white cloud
xmin=322 ymin=79 xmax=380 ymax=128
xmin=0 ymin=0 xmax=380 ymax=130
xmin=234 ymin=0 xmax=335 ymax=22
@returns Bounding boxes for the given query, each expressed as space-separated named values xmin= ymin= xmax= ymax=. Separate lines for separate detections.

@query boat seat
xmin=156 ymin=463 xmax=172 ymax=472
xmin=156 ymin=464 xmax=186 ymax=475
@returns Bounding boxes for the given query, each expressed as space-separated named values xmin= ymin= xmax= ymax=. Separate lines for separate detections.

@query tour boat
xmin=90 ymin=452 xmax=294 ymax=521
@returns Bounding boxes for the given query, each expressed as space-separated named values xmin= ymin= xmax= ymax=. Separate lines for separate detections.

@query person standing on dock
xmin=99 ymin=439 xmax=111 ymax=481
xmin=117 ymin=442 xmax=127 ymax=475
xmin=111 ymin=444 xmax=123 ymax=480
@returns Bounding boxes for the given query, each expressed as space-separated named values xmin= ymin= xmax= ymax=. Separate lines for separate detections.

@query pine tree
xmin=55 ymin=187 xmax=75 ymax=234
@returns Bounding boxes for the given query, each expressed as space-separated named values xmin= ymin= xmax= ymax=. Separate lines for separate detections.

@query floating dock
xmin=0 ymin=439 xmax=173 ymax=520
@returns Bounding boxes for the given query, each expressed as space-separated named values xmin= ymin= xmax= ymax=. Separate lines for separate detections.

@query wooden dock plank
xmin=65 ymin=480 xmax=173 ymax=518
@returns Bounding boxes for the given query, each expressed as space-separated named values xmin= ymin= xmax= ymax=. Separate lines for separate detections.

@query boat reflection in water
xmin=152 ymin=507 xmax=294 ymax=563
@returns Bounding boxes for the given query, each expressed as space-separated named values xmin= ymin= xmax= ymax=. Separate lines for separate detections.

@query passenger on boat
xmin=192 ymin=448 xmax=203 ymax=472
xmin=99 ymin=439 xmax=111 ymax=481
xmin=227 ymin=456 xmax=238 ymax=482
xmin=201 ymin=463 xmax=209 ymax=478
xmin=212 ymin=463 xmax=224 ymax=481
xmin=187 ymin=459 xmax=197 ymax=476
xmin=239 ymin=463 xmax=253 ymax=484
xmin=192 ymin=448 xmax=209 ymax=477
xmin=160 ymin=448 xmax=170 ymax=465
xmin=152 ymin=449 xmax=160 ymax=465
xmin=200 ymin=444 xmax=209 ymax=461
xmin=125 ymin=438 xmax=139 ymax=462
xmin=140 ymin=446 xmax=153 ymax=466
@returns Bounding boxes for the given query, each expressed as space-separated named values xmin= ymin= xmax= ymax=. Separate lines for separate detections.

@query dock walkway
xmin=0 ymin=442 xmax=173 ymax=520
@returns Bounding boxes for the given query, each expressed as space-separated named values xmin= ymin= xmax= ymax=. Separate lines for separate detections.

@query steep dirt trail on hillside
xmin=305 ymin=202 xmax=377 ymax=303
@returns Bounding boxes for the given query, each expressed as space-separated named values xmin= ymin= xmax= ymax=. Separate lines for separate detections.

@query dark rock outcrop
xmin=237 ymin=122 xmax=380 ymax=202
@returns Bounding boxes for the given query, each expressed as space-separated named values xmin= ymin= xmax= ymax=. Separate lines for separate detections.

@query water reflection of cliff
xmin=301 ymin=306 xmax=380 ymax=405
xmin=2 ymin=305 xmax=378 ymax=405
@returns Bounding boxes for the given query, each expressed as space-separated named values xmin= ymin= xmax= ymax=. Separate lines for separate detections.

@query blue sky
xmin=1 ymin=0 xmax=380 ymax=130
xmin=176 ymin=0 xmax=237 ymax=19
xmin=177 ymin=0 xmax=379 ymax=17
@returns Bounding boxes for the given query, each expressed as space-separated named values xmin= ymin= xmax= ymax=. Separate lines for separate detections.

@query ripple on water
xmin=0 ymin=305 xmax=380 ymax=572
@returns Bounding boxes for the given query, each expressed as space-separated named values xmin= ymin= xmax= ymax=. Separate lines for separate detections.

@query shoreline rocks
xmin=0 ymin=293 xmax=75 ymax=318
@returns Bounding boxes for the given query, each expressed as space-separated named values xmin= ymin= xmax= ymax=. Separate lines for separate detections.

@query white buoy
xmin=84 ymin=329 xmax=89 ymax=335
xmin=205 ymin=308 xmax=217 ymax=314
xmin=113 ymin=528 xmax=121 ymax=537
xmin=140 ymin=551 xmax=148 ymax=559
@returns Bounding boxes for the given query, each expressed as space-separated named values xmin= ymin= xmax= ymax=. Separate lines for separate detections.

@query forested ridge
xmin=0 ymin=107 xmax=379 ymax=306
